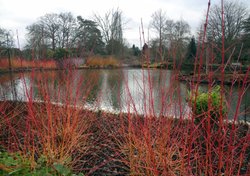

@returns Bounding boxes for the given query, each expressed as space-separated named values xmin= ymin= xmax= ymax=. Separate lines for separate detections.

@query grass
xmin=85 ymin=55 xmax=120 ymax=68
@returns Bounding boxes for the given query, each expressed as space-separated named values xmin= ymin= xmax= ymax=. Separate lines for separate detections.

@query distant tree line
xmin=148 ymin=0 xmax=250 ymax=65
xmin=0 ymin=9 xmax=132 ymax=60
xmin=24 ymin=10 xmax=126 ymax=59
xmin=150 ymin=9 xmax=191 ymax=64
xmin=0 ymin=0 xmax=250 ymax=65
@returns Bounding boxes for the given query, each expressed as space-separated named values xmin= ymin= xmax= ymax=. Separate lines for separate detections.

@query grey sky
xmin=0 ymin=0 xmax=249 ymax=48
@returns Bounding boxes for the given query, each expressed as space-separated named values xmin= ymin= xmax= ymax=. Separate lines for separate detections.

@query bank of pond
xmin=0 ymin=100 xmax=249 ymax=175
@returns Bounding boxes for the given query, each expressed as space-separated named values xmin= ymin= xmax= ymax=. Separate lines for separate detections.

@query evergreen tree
xmin=76 ymin=16 xmax=105 ymax=55
xmin=132 ymin=44 xmax=140 ymax=56
xmin=186 ymin=37 xmax=197 ymax=62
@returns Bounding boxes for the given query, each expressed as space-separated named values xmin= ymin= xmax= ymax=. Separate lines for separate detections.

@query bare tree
xmin=26 ymin=23 xmax=45 ymax=59
xmin=40 ymin=13 xmax=60 ymax=51
xmin=0 ymin=27 xmax=15 ymax=62
xmin=150 ymin=14 xmax=190 ymax=62
xmin=0 ymin=28 xmax=14 ymax=48
xmin=206 ymin=0 xmax=248 ymax=62
xmin=58 ymin=12 xmax=76 ymax=49
xmin=151 ymin=9 xmax=168 ymax=61
xmin=26 ymin=12 xmax=77 ymax=59
xmin=167 ymin=19 xmax=191 ymax=63
xmin=94 ymin=8 xmax=125 ymax=56
xmin=164 ymin=19 xmax=175 ymax=43
xmin=27 ymin=13 xmax=60 ymax=52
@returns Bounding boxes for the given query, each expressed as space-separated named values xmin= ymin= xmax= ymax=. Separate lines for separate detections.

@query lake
xmin=0 ymin=68 xmax=249 ymax=121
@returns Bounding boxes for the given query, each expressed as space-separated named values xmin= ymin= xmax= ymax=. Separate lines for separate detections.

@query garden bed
xmin=0 ymin=100 xmax=249 ymax=175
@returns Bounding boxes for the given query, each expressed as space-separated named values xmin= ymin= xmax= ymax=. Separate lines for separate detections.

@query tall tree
xmin=75 ymin=16 xmax=104 ymax=55
xmin=241 ymin=15 xmax=250 ymax=63
xmin=26 ymin=12 xmax=77 ymax=59
xmin=0 ymin=28 xmax=14 ymax=48
xmin=58 ymin=12 xmax=76 ymax=49
xmin=26 ymin=23 xmax=45 ymax=59
xmin=206 ymin=0 xmax=248 ymax=62
xmin=40 ymin=13 xmax=60 ymax=51
xmin=165 ymin=19 xmax=191 ymax=62
xmin=151 ymin=9 xmax=168 ymax=61
xmin=186 ymin=36 xmax=197 ymax=61
xmin=0 ymin=27 xmax=14 ymax=59
xmin=94 ymin=8 xmax=125 ymax=56
xmin=150 ymin=11 xmax=190 ymax=62
xmin=26 ymin=13 xmax=61 ymax=52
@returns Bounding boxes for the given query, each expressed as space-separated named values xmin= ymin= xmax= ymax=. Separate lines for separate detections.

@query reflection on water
xmin=0 ymin=73 xmax=23 ymax=100
xmin=0 ymin=69 xmax=249 ymax=121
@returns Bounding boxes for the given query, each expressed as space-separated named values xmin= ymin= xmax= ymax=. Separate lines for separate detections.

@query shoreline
xmin=0 ymin=100 xmax=249 ymax=125
xmin=1 ymin=65 xmax=249 ymax=86
xmin=179 ymin=72 xmax=250 ymax=85
xmin=0 ymin=65 xmax=143 ymax=74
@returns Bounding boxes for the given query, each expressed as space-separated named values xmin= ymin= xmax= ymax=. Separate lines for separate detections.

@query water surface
xmin=0 ymin=69 xmax=249 ymax=121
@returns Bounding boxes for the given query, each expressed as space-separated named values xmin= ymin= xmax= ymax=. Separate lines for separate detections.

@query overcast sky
xmin=0 ymin=0 xmax=249 ymax=48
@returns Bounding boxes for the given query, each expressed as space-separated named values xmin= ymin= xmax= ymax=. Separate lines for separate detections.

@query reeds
xmin=85 ymin=55 xmax=120 ymax=68
xmin=0 ymin=58 xmax=57 ymax=70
